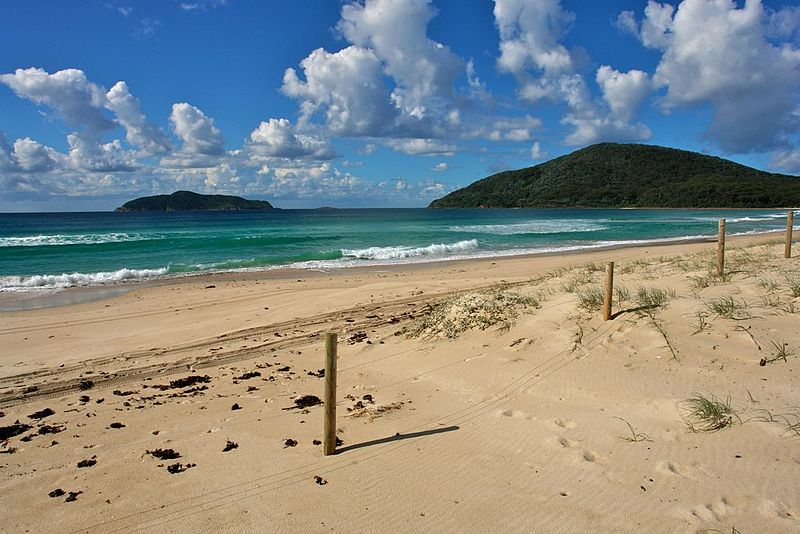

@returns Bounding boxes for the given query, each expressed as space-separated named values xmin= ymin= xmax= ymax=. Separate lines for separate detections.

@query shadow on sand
xmin=335 ymin=425 xmax=459 ymax=454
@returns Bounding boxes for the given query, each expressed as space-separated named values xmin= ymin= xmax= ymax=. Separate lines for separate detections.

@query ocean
xmin=0 ymin=208 xmax=795 ymax=291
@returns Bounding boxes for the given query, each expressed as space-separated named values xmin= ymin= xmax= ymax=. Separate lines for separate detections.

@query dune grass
xmin=576 ymin=287 xmax=604 ymax=313
xmin=706 ymin=296 xmax=750 ymax=319
xmin=681 ymin=393 xmax=740 ymax=432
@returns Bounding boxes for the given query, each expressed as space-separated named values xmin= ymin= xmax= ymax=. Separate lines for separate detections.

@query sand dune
xmin=1 ymin=235 xmax=799 ymax=533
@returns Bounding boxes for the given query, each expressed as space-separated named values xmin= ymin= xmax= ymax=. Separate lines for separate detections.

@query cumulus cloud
xmin=771 ymin=149 xmax=800 ymax=173
xmin=0 ymin=67 xmax=113 ymax=135
xmin=282 ymin=46 xmax=396 ymax=137
xmin=248 ymin=118 xmax=335 ymax=160
xmin=432 ymin=162 xmax=448 ymax=171
xmin=169 ymin=102 xmax=224 ymax=156
xmin=66 ymin=134 xmax=139 ymax=172
xmin=494 ymin=0 xmax=651 ymax=145
xmin=596 ymin=66 xmax=652 ymax=122
xmin=623 ymin=0 xmax=800 ymax=153
xmin=106 ymin=81 xmax=172 ymax=156
xmin=12 ymin=138 xmax=64 ymax=172
xmin=337 ymin=0 xmax=463 ymax=119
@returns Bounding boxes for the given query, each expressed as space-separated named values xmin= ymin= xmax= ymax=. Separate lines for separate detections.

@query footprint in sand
xmin=655 ymin=460 xmax=690 ymax=478
xmin=759 ymin=499 xmax=796 ymax=522
xmin=558 ymin=436 xmax=580 ymax=448
xmin=500 ymin=409 xmax=533 ymax=420
xmin=553 ymin=418 xmax=577 ymax=430
xmin=687 ymin=497 xmax=735 ymax=523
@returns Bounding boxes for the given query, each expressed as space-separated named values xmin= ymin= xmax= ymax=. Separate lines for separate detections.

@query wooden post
xmin=323 ymin=332 xmax=338 ymax=456
xmin=717 ymin=219 xmax=726 ymax=276
xmin=602 ymin=261 xmax=614 ymax=321
xmin=786 ymin=211 xmax=794 ymax=259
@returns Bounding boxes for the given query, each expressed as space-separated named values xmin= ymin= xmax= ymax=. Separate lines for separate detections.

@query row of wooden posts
xmin=321 ymin=210 xmax=796 ymax=455
xmin=603 ymin=210 xmax=795 ymax=321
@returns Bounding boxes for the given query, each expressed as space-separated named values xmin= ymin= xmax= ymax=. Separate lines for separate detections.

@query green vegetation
xmin=116 ymin=190 xmax=273 ymax=211
xmin=429 ymin=143 xmax=800 ymax=208
xmin=681 ymin=393 xmax=740 ymax=432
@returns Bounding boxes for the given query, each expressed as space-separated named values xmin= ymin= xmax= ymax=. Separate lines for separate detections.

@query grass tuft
xmin=706 ymin=296 xmax=750 ymax=319
xmin=680 ymin=393 xmax=740 ymax=432
xmin=576 ymin=287 xmax=604 ymax=313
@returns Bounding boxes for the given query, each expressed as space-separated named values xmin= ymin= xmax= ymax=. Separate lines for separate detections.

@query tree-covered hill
xmin=116 ymin=191 xmax=274 ymax=211
xmin=430 ymin=143 xmax=800 ymax=208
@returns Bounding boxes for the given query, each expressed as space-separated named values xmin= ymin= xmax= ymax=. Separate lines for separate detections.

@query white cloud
xmin=596 ymin=66 xmax=652 ymax=122
xmin=282 ymin=46 xmax=396 ymax=137
xmin=106 ymin=81 xmax=172 ymax=156
xmin=248 ymin=118 xmax=335 ymax=159
xmin=337 ymin=0 xmax=463 ymax=119
xmin=66 ymin=134 xmax=139 ymax=172
xmin=494 ymin=0 xmax=651 ymax=145
xmin=530 ymin=141 xmax=547 ymax=160
xmin=615 ymin=10 xmax=639 ymax=37
xmin=494 ymin=0 xmax=575 ymax=80
xmin=12 ymin=138 xmax=64 ymax=172
xmin=635 ymin=0 xmax=800 ymax=152
xmin=432 ymin=162 xmax=448 ymax=171
xmin=169 ymin=102 xmax=225 ymax=156
xmin=384 ymin=138 xmax=456 ymax=156
xmin=0 ymin=67 xmax=113 ymax=135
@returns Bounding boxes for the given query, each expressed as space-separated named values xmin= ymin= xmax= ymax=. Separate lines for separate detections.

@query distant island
xmin=430 ymin=143 xmax=800 ymax=208
xmin=115 ymin=191 xmax=274 ymax=212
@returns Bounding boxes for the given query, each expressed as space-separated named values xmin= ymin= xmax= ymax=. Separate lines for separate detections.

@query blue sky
xmin=1 ymin=0 xmax=799 ymax=211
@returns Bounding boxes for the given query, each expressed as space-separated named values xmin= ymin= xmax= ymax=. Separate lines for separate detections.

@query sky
xmin=1 ymin=0 xmax=799 ymax=212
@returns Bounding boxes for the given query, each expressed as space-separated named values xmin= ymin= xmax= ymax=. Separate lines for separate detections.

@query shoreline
xmin=0 ymin=229 xmax=788 ymax=312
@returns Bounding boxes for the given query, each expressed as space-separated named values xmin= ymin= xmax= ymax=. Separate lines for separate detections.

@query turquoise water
xmin=0 ymin=208 xmax=795 ymax=290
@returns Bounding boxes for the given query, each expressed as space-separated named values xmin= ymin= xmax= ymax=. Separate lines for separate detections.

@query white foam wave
xmin=450 ymin=221 xmax=607 ymax=235
xmin=0 ymin=233 xmax=160 ymax=247
xmin=341 ymin=239 xmax=479 ymax=260
xmin=0 ymin=267 xmax=169 ymax=291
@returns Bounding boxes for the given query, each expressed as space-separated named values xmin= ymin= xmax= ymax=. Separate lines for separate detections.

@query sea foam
xmin=341 ymin=239 xmax=479 ymax=260
xmin=0 ymin=233 xmax=159 ymax=247
xmin=449 ymin=221 xmax=607 ymax=235
xmin=0 ymin=267 xmax=169 ymax=291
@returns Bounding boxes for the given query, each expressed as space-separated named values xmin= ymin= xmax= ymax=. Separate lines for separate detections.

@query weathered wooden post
xmin=323 ymin=332 xmax=338 ymax=456
xmin=717 ymin=219 xmax=726 ymax=276
xmin=786 ymin=211 xmax=794 ymax=259
xmin=603 ymin=261 xmax=614 ymax=321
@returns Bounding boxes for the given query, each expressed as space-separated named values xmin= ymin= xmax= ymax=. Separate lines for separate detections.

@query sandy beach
xmin=1 ymin=233 xmax=798 ymax=533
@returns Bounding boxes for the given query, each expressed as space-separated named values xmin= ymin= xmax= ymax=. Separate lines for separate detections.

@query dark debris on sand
xmin=108 ymin=422 xmax=126 ymax=429
xmin=222 ymin=440 xmax=238 ymax=452
xmin=307 ymin=369 xmax=325 ymax=378
xmin=28 ymin=408 xmax=55 ymax=420
xmin=283 ymin=439 xmax=298 ymax=448
xmin=38 ymin=424 xmax=65 ymax=435
xmin=77 ymin=457 xmax=97 ymax=468
xmin=112 ymin=390 xmax=137 ymax=397
xmin=235 ymin=371 xmax=261 ymax=380
xmin=48 ymin=488 xmax=65 ymax=498
xmin=79 ymin=380 xmax=94 ymax=390
xmin=152 ymin=375 xmax=212 ymax=391
xmin=65 ymin=491 xmax=83 ymax=502
xmin=0 ymin=422 xmax=32 ymax=440
xmin=231 ymin=403 xmax=242 ymax=411
xmin=314 ymin=476 xmax=327 ymax=485
xmin=147 ymin=448 xmax=181 ymax=460
xmin=167 ymin=462 xmax=196 ymax=474
xmin=283 ymin=395 xmax=322 ymax=411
